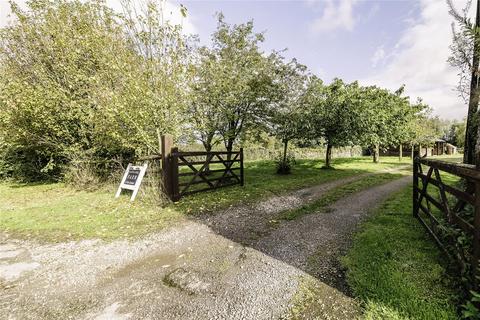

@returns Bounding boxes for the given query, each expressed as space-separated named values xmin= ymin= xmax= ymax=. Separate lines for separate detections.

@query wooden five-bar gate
xmin=161 ymin=135 xmax=244 ymax=202
xmin=413 ymin=156 xmax=480 ymax=289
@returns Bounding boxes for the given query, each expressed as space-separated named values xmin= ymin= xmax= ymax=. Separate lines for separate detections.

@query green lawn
xmin=342 ymin=185 xmax=460 ymax=319
xmin=0 ymin=156 xmax=411 ymax=242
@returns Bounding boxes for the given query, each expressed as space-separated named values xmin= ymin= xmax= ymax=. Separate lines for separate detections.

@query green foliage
xmin=356 ymin=85 xmax=427 ymax=162
xmin=274 ymin=151 xmax=296 ymax=174
xmin=305 ymin=78 xmax=357 ymax=147
xmin=462 ymin=289 xmax=480 ymax=319
xmin=119 ymin=0 xmax=193 ymax=151
xmin=448 ymin=119 xmax=467 ymax=148
xmin=0 ymin=0 xmax=126 ymax=180
xmin=0 ymin=0 xmax=191 ymax=181
xmin=268 ymin=59 xmax=309 ymax=140
xmin=190 ymin=14 xmax=277 ymax=152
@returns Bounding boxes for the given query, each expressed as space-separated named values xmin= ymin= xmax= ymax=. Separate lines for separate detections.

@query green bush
xmin=275 ymin=152 xmax=296 ymax=174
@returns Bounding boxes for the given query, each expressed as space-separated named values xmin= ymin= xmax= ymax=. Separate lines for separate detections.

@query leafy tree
xmin=117 ymin=0 xmax=194 ymax=153
xmin=358 ymin=86 xmax=397 ymax=162
xmin=445 ymin=119 xmax=467 ymax=148
xmin=189 ymin=45 xmax=224 ymax=154
xmin=453 ymin=120 xmax=467 ymax=148
xmin=353 ymin=84 xmax=424 ymax=163
xmin=0 ymin=0 xmax=193 ymax=181
xmin=403 ymin=100 xmax=437 ymax=157
xmin=267 ymin=58 xmax=309 ymax=174
xmin=304 ymin=78 xmax=360 ymax=168
xmin=191 ymin=14 xmax=277 ymax=155
xmin=0 ymin=0 xmax=135 ymax=180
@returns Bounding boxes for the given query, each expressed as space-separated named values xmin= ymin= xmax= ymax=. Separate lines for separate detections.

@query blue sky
xmin=183 ymin=0 xmax=416 ymax=81
xmin=0 ymin=0 xmax=468 ymax=120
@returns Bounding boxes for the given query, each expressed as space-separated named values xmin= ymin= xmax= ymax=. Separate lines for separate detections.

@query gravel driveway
xmin=0 ymin=172 xmax=410 ymax=320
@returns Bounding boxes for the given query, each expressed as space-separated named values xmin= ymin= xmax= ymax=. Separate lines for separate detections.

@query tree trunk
xmin=399 ymin=144 xmax=403 ymax=162
xmin=202 ymin=133 xmax=214 ymax=175
xmin=222 ymin=138 xmax=235 ymax=181
xmin=277 ymin=138 xmax=290 ymax=174
xmin=203 ymin=142 xmax=212 ymax=175
xmin=464 ymin=0 xmax=480 ymax=165
xmin=325 ymin=143 xmax=332 ymax=168
xmin=226 ymin=138 xmax=234 ymax=152
xmin=282 ymin=139 xmax=288 ymax=165
xmin=226 ymin=138 xmax=234 ymax=162
xmin=373 ymin=144 xmax=380 ymax=163
xmin=411 ymin=144 xmax=414 ymax=159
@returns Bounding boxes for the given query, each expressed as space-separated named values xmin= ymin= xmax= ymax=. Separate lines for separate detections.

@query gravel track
xmin=0 ymin=171 xmax=410 ymax=320
xmin=198 ymin=166 xmax=408 ymax=247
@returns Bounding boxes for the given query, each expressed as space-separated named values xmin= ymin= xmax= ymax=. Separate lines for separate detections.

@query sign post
xmin=115 ymin=163 xmax=148 ymax=201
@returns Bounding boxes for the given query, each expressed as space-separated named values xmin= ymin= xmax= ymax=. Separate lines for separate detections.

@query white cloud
xmin=310 ymin=0 xmax=358 ymax=34
xmin=371 ymin=45 xmax=385 ymax=68
xmin=361 ymin=0 xmax=470 ymax=120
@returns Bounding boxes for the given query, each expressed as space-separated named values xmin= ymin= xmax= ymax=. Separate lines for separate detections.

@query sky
xmin=0 ymin=0 xmax=470 ymax=120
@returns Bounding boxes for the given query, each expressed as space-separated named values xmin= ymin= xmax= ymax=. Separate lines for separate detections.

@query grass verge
xmin=0 ymin=157 xmax=411 ymax=242
xmin=341 ymin=185 xmax=460 ymax=319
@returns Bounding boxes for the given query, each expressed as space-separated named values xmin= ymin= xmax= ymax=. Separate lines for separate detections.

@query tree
xmin=191 ymin=14 xmax=277 ymax=156
xmin=0 ymin=0 xmax=193 ymax=181
xmin=403 ymin=100 xmax=436 ymax=157
xmin=385 ymin=86 xmax=418 ymax=162
xmin=448 ymin=0 xmax=480 ymax=165
xmin=267 ymin=58 xmax=309 ymax=173
xmin=0 ymin=0 xmax=136 ymax=180
xmin=304 ymin=78 xmax=360 ymax=168
xmin=118 ymin=0 xmax=194 ymax=154
xmin=447 ymin=119 xmax=467 ymax=148
xmin=356 ymin=86 xmax=413 ymax=163
xmin=189 ymin=46 xmax=224 ymax=155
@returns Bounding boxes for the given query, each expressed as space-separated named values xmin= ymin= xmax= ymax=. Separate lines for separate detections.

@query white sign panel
xmin=115 ymin=163 xmax=148 ymax=201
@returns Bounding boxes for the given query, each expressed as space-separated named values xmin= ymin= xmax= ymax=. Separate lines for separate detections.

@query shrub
xmin=275 ymin=152 xmax=296 ymax=174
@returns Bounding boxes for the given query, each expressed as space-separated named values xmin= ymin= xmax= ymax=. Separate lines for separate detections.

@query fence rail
xmin=171 ymin=148 xmax=243 ymax=200
xmin=159 ymin=135 xmax=244 ymax=202
xmin=413 ymin=157 xmax=480 ymax=289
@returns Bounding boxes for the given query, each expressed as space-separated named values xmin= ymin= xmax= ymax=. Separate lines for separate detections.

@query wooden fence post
xmin=171 ymin=147 xmax=180 ymax=202
xmin=413 ymin=149 xmax=420 ymax=218
xmin=240 ymin=148 xmax=244 ymax=186
xmin=161 ymin=135 xmax=173 ymax=200
xmin=473 ymin=180 xmax=480 ymax=290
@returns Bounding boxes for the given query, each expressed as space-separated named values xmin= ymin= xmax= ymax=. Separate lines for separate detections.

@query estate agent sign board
xmin=115 ymin=163 xmax=147 ymax=201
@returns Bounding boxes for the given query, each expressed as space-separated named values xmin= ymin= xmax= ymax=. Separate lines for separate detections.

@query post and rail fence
xmin=413 ymin=155 xmax=480 ymax=290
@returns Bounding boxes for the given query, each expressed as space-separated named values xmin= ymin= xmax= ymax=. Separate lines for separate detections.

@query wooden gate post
xmin=473 ymin=180 xmax=480 ymax=290
xmin=170 ymin=147 xmax=180 ymax=202
xmin=161 ymin=135 xmax=174 ymax=201
xmin=413 ymin=149 xmax=420 ymax=218
xmin=240 ymin=148 xmax=244 ymax=186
